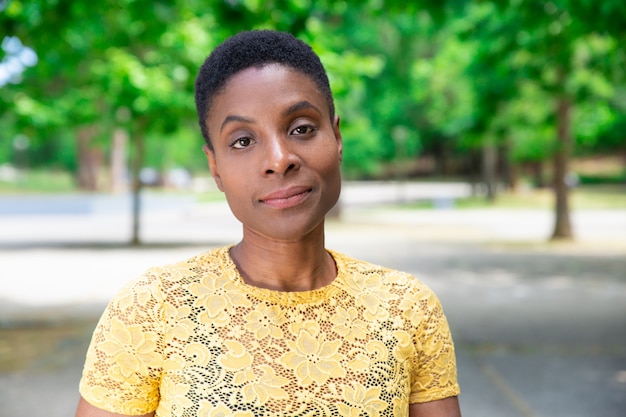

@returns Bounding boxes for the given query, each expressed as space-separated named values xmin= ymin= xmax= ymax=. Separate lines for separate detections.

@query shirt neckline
xmin=219 ymin=245 xmax=344 ymax=305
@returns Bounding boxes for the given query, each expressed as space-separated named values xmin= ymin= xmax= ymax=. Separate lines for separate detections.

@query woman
xmin=76 ymin=30 xmax=461 ymax=417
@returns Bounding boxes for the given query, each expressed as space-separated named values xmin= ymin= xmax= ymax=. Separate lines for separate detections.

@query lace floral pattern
xmin=79 ymin=247 xmax=459 ymax=416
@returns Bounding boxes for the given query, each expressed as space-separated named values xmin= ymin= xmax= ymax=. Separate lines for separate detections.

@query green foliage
xmin=577 ymin=174 xmax=626 ymax=185
xmin=410 ymin=35 xmax=477 ymax=138
xmin=0 ymin=0 xmax=624 ymax=183
xmin=144 ymin=127 xmax=207 ymax=173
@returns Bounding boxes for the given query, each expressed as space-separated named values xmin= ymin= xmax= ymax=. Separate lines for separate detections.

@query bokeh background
xmin=1 ymin=1 xmax=625 ymax=416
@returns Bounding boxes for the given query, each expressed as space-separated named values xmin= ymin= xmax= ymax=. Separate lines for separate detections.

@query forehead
xmin=208 ymin=64 xmax=329 ymax=119
xmin=223 ymin=64 xmax=320 ymax=95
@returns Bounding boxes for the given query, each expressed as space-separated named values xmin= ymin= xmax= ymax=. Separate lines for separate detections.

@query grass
xmin=569 ymin=185 xmax=626 ymax=209
xmin=0 ymin=170 xmax=226 ymax=202
xmin=402 ymin=185 xmax=626 ymax=210
xmin=2 ymin=170 xmax=624 ymax=210
xmin=0 ymin=170 xmax=77 ymax=194
xmin=194 ymin=190 xmax=227 ymax=202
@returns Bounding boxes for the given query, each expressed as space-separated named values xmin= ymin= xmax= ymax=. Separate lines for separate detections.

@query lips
xmin=260 ymin=186 xmax=312 ymax=209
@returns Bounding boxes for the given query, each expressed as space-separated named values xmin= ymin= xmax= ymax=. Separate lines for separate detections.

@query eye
xmin=290 ymin=125 xmax=317 ymax=136
xmin=231 ymin=136 xmax=255 ymax=149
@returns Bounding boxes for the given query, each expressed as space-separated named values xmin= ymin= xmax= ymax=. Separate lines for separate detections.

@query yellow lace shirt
xmin=79 ymin=246 xmax=459 ymax=416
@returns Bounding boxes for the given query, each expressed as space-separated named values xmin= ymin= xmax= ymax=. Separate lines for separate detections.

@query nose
xmin=262 ymin=136 xmax=300 ymax=175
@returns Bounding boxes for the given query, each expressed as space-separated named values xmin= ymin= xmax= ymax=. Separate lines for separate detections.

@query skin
xmin=205 ymin=64 xmax=342 ymax=292
xmin=75 ymin=64 xmax=461 ymax=417
xmin=410 ymin=397 xmax=461 ymax=417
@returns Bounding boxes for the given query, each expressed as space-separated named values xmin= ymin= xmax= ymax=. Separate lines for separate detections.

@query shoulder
xmin=115 ymin=246 xmax=233 ymax=304
xmin=330 ymin=250 xmax=450 ymax=340
xmin=330 ymin=249 xmax=435 ymax=297
xmin=147 ymin=245 xmax=230 ymax=277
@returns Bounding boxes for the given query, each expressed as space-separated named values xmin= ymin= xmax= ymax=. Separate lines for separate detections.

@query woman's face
xmin=204 ymin=64 xmax=342 ymax=242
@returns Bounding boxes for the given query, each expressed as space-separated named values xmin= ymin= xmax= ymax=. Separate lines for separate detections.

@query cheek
xmin=315 ymin=149 xmax=342 ymax=196
xmin=213 ymin=162 xmax=245 ymax=199
xmin=220 ymin=182 xmax=252 ymax=225
xmin=316 ymin=147 xmax=342 ymax=176
xmin=220 ymin=171 xmax=247 ymax=199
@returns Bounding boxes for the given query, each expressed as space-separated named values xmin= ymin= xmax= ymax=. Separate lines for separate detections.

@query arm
xmin=77 ymin=271 xmax=164 ymax=417
xmin=409 ymin=396 xmax=461 ymax=417
xmin=75 ymin=396 xmax=154 ymax=417
xmin=406 ymin=284 xmax=461 ymax=415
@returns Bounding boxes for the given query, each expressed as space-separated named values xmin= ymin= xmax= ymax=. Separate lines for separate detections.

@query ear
xmin=333 ymin=115 xmax=343 ymax=163
xmin=203 ymin=144 xmax=224 ymax=191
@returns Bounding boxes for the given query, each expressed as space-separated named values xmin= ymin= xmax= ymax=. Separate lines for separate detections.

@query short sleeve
xmin=409 ymin=289 xmax=460 ymax=403
xmin=79 ymin=270 xmax=165 ymax=415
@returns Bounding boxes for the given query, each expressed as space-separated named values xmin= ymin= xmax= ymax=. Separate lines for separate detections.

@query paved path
xmin=0 ymin=190 xmax=625 ymax=417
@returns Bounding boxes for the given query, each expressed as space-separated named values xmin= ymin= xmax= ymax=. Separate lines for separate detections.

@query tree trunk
xmin=76 ymin=126 xmax=100 ymax=191
xmin=623 ymin=146 xmax=626 ymax=184
xmin=551 ymin=94 xmax=574 ymax=240
xmin=432 ymin=137 xmax=452 ymax=176
xmin=130 ymin=129 xmax=145 ymax=245
xmin=468 ymin=149 xmax=481 ymax=197
xmin=482 ymin=137 xmax=497 ymax=202
xmin=110 ymin=128 xmax=128 ymax=193
xmin=499 ymin=141 xmax=515 ymax=191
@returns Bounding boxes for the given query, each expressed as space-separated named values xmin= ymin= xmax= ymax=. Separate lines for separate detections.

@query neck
xmin=230 ymin=223 xmax=336 ymax=292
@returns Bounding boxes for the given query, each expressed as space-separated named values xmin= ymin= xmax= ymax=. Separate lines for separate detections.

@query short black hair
xmin=194 ymin=30 xmax=335 ymax=149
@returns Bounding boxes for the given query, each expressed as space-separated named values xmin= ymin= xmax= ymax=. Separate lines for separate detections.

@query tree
xmin=2 ymin=0 xmax=624 ymax=245
xmin=1 ymin=0 xmax=208 ymax=243
xmin=456 ymin=0 xmax=626 ymax=239
xmin=1 ymin=0 xmax=391 ymax=242
xmin=516 ymin=0 xmax=624 ymax=239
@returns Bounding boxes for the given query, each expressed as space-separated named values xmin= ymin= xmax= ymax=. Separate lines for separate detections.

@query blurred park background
xmin=1 ymin=1 xmax=625 ymax=416
xmin=1 ymin=0 xmax=625 ymax=243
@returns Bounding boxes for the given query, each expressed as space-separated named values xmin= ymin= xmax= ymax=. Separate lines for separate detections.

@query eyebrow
xmin=220 ymin=115 xmax=255 ymax=133
xmin=219 ymin=101 xmax=322 ymax=133
xmin=282 ymin=101 xmax=322 ymax=117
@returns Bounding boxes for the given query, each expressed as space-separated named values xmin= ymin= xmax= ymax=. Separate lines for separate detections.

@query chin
xmin=251 ymin=214 xmax=327 ymax=242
